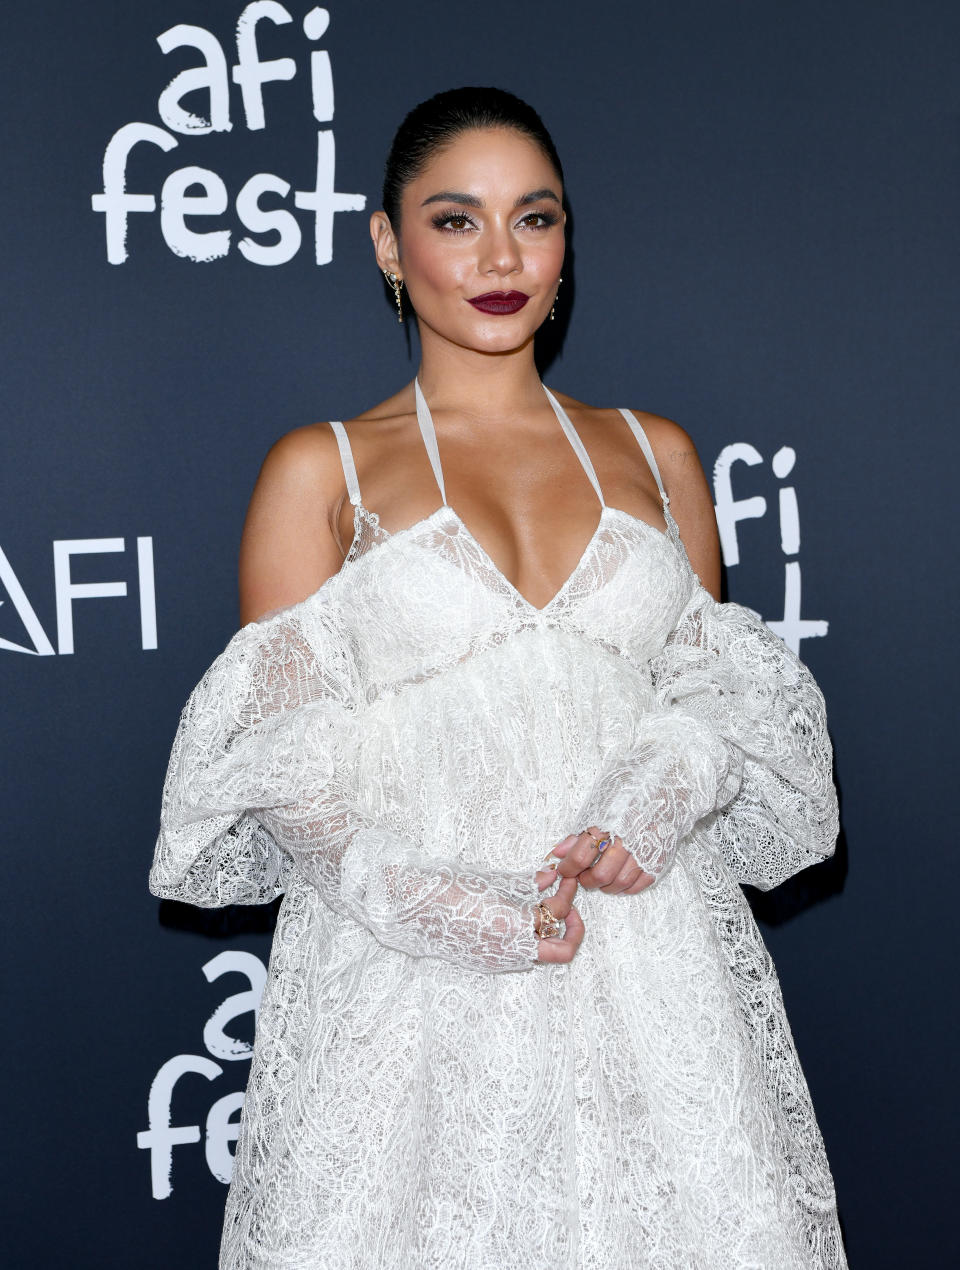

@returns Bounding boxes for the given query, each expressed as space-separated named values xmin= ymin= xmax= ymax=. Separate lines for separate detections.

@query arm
xmin=580 ymin=418 xmax=837 ymax=890
xmin=584 ymin=582 xmax=838 ymax=889
xmin=150 ymin=603 xmax=545 ymax=972
xmin=149 ymin=426 xmax=564 ymax=972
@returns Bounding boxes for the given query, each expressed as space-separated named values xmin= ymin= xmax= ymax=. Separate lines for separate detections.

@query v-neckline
xmin=350 ymin=500 xmax=675 ymax=617
xmin=440 ymin=503 xmax=674 ymax=615
xmin=441 ymin=503 xmax=607 ymax=615
xmin=410 ymin=378 xmax=614 ymax=613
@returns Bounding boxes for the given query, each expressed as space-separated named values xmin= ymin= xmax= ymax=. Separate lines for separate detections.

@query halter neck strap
xmin=413 ymin=378 xmax=606 ymax=509
xmin=414 ymin=378 xmax=448 ymax=505
xmin=542 ymin=386 xmax=606 ymax=508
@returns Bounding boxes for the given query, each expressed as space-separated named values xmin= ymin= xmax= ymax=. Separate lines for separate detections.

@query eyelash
xmin=430 ymin=209 xmax=560 ymax=235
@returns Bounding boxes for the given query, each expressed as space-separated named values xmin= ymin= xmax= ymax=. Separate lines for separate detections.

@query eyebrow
xmin=420 ymin=187 xmax=561 ymax=208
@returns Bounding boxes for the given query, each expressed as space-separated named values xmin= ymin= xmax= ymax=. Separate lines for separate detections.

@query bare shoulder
xmin=623 ymin=410 xmax=706 ymax=490
xmin=628 ymin=409 xmax=720 ymax=599
xmin=253 ymin=420 xmax=344 ymax=504
xmin=555 ymin=391 xmax=721 ymax=599
xmin=344 ymin=381 xmax=414 ymax=427
xmin=238 ymin=388 xmax=416 ymax=624
xmin=238 ymin=423 xmax=344 ymax=624
xmin=249 ymin=378 xmax=410 ymax=505
xmin=551 ymin=390 xmax=704 ymax=487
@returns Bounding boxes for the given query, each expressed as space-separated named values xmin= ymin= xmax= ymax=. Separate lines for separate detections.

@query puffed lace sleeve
xmin=150 ymin=597 xmax=540 ymax=972
xmin=584 ymin=580 xmax=839 ymax=890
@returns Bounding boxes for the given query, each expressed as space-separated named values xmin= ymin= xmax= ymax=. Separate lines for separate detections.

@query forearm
xmin=582 ymin=710 xmax=743 ymax=879
xmin=257 ymin=794 xmax=541 ymax=972
xmin=583 ymin=583 xmax=837 ymax=888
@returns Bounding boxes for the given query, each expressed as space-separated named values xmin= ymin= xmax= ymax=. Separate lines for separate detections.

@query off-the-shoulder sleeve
xmin=583 ymin=581 xmax=839 ymax=890
xmin=150 ymin=598 xmax=541 ymax=973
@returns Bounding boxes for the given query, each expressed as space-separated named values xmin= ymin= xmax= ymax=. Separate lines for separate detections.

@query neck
xmin=414 ymin=328 xmax=547 ymax=420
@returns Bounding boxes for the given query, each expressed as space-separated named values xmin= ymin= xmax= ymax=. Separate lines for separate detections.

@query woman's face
xmin=377 ymin=127 xmax=566 ymax=353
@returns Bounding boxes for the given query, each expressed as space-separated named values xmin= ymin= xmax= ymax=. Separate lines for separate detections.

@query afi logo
xmin=0 ymin=537 xmax=156 ymax=655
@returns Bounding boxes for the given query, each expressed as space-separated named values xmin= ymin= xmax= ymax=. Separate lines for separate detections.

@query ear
xmin=370 ymin=211 xmax=401 ymax=277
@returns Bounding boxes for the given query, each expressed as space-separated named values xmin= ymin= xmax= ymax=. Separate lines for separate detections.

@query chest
xmin=313 ymin=504 xmax=695 ymax=704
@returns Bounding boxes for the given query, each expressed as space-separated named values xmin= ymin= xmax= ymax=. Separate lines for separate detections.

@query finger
xmin=600 ymin=863 xmax=643 ymax=894
xmin=536 ymin=904 xmax=585 ymax=963
xmin=541 ymin=834 xmax=578 ymax=870
xmin=578 ymin=843 xmax=629 ymax=890
xmin=555 ymin=831 xmax=607 ymax=878
xmin=562 ymin=903 xmax=584 ymax=945
xmin=596 ymin=841 xmax=641 ymax=893
xmin=624 ymin=872 xmax=656 ymax=895
xmin=538 ymin=874 xmax=578 ymax=917
xmin=551 ymin=875 xmax=579 ymax=916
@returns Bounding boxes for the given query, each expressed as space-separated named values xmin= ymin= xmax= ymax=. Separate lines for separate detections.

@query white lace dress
xmin=150 ymin=382 xmax=846 ymax=1269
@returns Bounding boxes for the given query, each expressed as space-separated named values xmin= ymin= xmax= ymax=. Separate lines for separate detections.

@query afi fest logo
xmin=0 ymin=538 xmax=156 ymax=655
xmin=713 ymin=443 xmax=828 ymax=656
xmin=92 ymin=4 xmax=366 ymax=265
xmin=138 ymin=951 xmax=267 ymax=1197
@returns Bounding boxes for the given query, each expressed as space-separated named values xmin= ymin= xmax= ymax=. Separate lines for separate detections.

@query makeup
xmin=467 ymin=291 xmax=530 ymax=315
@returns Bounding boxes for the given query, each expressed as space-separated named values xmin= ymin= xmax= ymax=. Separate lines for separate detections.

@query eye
xmin=431 ymin=210 xmax=477 ymax=235
xmin=517 ymin=210 xmax=560 ymax=230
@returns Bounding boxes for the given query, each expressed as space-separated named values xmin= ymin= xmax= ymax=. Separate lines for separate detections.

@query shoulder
xmin=614 ymin=403 xmax=721 ymax=601
xmin=251 ymin=382 xmax=410 ymax=501
xmin=552 ymin=391 xmax=705 ymax=489
xmin=238 ymin=390 xmax=413 ymax=624
xmin=249 ymin=377 xmax=416 ymax=505
xmin=621 ymin=410 xmax=708 ymax=496
xmin=239 ymin=424 xmax=346 ymax=624
xmin=252 ymin=421 xmax=343 ymax=508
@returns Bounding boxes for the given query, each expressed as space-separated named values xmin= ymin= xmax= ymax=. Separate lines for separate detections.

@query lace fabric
xmin=150 ymin=389 xmax=845 ymax=1268
xmin=584 ymin=581 xmax=839 ymax=887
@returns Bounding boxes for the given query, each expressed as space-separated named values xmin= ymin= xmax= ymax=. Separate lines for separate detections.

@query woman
xmin=150 ymin=87 xmax=846 ymax=1268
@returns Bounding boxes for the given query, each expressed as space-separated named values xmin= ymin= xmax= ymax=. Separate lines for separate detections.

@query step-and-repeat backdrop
xmin=4 ymin=3 xmax=957 ymax=1266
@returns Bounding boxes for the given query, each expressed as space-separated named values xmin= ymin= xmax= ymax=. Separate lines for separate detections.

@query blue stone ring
xmin=588 ymin=832 xmax=613 ymax=865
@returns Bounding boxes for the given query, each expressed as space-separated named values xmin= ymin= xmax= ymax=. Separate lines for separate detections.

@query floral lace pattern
xmin=151 ymin=425 xmax=844 ymax=1267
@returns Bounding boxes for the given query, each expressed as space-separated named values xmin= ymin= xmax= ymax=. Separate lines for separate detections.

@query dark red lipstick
xmin=467 ymin=291 xmax=530 ymax=315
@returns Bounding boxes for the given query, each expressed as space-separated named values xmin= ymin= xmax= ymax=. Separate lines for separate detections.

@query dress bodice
xmin=323 ymin=381 xmax=696 ymax=705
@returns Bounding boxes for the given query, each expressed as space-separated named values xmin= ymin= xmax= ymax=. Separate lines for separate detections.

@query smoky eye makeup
xmin=517 ymin=209 xmax=561 ymax=228
xmin=429 ymin=207 xmax=561 ymax=234
xmin=430 ymin=209 xmax=477 ymax=233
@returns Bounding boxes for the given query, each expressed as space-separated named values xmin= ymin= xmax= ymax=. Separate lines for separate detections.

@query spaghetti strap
xmin=329 ymin=420 xmax=361 ymax=506
xmin=618 ymin=408 xmax=669 ymax=505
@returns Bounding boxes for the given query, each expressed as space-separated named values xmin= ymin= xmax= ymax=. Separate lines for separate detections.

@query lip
xmin=467 ymin=291 xmax=530 ymax=315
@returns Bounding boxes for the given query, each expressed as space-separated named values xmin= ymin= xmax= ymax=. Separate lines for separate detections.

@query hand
xmin=548 ymin=827 xmax=656 ymax=897
xmin=533 ymin=857 xmax=584 ymax=964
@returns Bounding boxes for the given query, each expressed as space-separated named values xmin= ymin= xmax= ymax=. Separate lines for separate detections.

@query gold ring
xmin=535 ymin=901 xmax=562 ymax=939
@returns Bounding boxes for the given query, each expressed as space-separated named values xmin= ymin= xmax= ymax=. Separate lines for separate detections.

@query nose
xmin=478 ymin=218 xmax=522 ymax=278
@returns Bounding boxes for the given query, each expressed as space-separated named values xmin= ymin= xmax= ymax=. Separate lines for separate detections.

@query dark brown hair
xmin=382 ymin=86 xmax=565 ymax=230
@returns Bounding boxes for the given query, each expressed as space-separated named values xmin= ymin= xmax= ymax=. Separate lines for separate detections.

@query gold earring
xmin=550 ymin=275 xmax=563 ymax=322
xmin=382 ymin=269 xmax=404 ymax=323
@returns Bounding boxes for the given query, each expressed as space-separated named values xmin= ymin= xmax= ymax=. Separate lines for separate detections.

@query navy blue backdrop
xmin=3 ymin=2 xmax=958 ymax=1266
